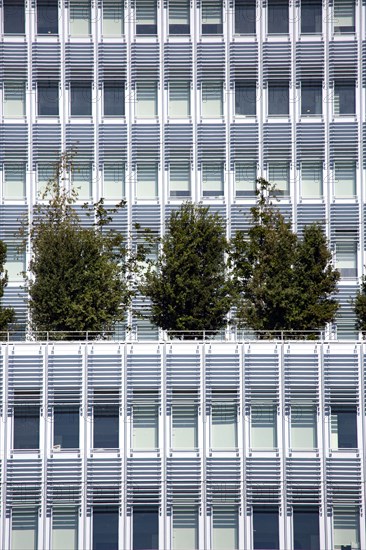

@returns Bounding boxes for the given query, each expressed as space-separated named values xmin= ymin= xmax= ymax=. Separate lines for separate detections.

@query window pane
xmin=334 ymin=0 xmax=355 ymax=33
xmin=6 ymin=245 xmax=25 ymax=281
xmin=335 ymin=236 xmax=357 ymax=278
xmin=331 ymin=407 xmax=357 ymax=449
xmin=253 ymin=508 xmax=279 ymax=550
xmin=104 ymin=163 xmax=125 ymax=199
xmin=173 ymin=507 xmax=198 ymax=550
xmin=301 ymin=82 xmax=322 ymax=115
xmin=301 ymin=0 xmax=322 ymax=33
xmin=12 ymin=509 xmax=38 ymax=550
xmin=103 ymin=0 xmax=124 ymax=35
xmin=236 ymin=82 xmax=256 ymax=116
xmin=37 ymin=0 xmax=58 ymax=34
xmin=104 ymin=82 xmax=125 ymax=116
xmin=202 ymin=0 xmax=223 ymax=34
xmin=291 ymin=405 xmax=317 ymax=449
xmin=293 ymin=508 xmax=320 ymax=550
xmin=133 ymin=507 xmax=159 ymax=550
xmin=334 ymin=82 xmax=355 ymax=115
xmin=37 ymin=163 xmax=55 ymax=197
xmin=4 ymin=163 xmax=26 ymax=200
xmin=169 ymin=0 xmax=190 ymax=34
xmin=54 ymin=406 xmax=79 ymax=449
xmin=71 ymin=83 xmax=92 ymax=116
xmin=251 ymin=405 xmax=277 ymax=449
xmin=72 ymin=163 xmax=92 ymax=200
xmin=4 ymin=0 xmax=25 ymax=34
xmin=38 ymin=82 xmax=59 ymax=116
xmin=93 ymin=405 xmax=119 ymax=449
xmin=269 ymin=163 xmax=289 ymax=196
xmin=212 ymin=402 xmax=237 ymax=449
xmin=202 ymin=163 xmax=224 ymax=197
xmin=268 ymin=0 xmax=288 ymax=34
xmin=136 ymin=163 xmax=158 ymax=199
xmin=172 ymin=404 xmax=197 ymax=449
xmin=170 ymin=163 xmax=191 ymax=197
xmin=4 ymin=82 xmax=25 ymax=118
xmin=14 ymin=407 xmax=40 ymax=449
xmin=93 ymin=508 xmax=119 ymax=550
xmin=334 ymin=162 xmax=356 ymax=197
xmin=235 ymin=162 xmax=256 ymax=196
xmin=169 ymin=82 xmax=190 ymax=118
xmin=202 ymin=82 xmax=223 ymax=117
xmin=212 ymin=507 xmax=238 ymax=550
xmin=235 ymin=0 xmax=256 ymax=34
xmin=133 ymin=403 xmax=158 ymax=449
xmin=70 ymin=0 xmax=91 ymax=35
xmin=136 ymin=82 xmax=157 ymax=118
xmin=52 ymin=508 xmax=78 ymax=550
xmin=268 ymin=83 xmax=289 ymax=116
xmin=136 ymin=0 xmax=157 ymax=35
xmin=333 ymin=508 xmax=360 ymax=550
xmin=301 ymin=162 xmax=323 ymax=198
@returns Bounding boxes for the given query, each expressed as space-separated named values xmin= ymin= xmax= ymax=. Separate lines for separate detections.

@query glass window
xmin=37 ymin=0 xmax=58 ymax=34
xmin=38 ymin=82 xmax=59 ymax=116
xmin=104 ymin=163 xmax=125 ymax=199
xmin=293 ymin=507 xmax=320 ymax=550
xmin=136 ymin=163 xmax=158 ymax=199
xmin=133 ymin=507 xmax=159 ymax=550
xmin=268 ymin=0 xmax=288 ymax=34
xmin=37 ymin=163 xmax=55 ymax=198
xmin=251 ymin=405 xmax=277 ymax=450
xmin=301 ymin=162 xmax=323 ymax=198
xmin=235 ymin=82 xmax=256 ymax=116
xmin=169 ymin=162 xmax=191 ymax=198
xmin=104 ymin=82 xmax=125 ymax=116
xmin=93 ymin=508 xmax=119 ymax=550
xmin=269 ymin=163 xmax=290 ymax=196
xmin=291 ymin=405 xmax=317 ymax=450
xmin=3 ymin=82 xmax=25 ymax=118
xmin=331 ymin=406 xmax=357 ymax=449
xmin=52 ymin=508 xmax=78 ymax=550
xmin=202 ymin=82 xmax=223 ymax=118
xmin=70 ymin=0 xmax=91 ymax=35
xmin=173 ymin=507 xmax=198 ymax=550
xmin=301 ymin=81 xmax=322 ymax=116
xmin=70 ymin=83 xmax=92 ymax=116
xmin=235 ymin=0 xmax=256 ymax=34
xmin=53 ymin=406 xmax=79 ymax=449
xmin=136 ymin=82 xmax=157 ymax=118
xmin=334 ymin=0 xmax=355 ymax=33
xmin=253 ymin=508 xmax=279 ymax=550
xmin=136 ymin=0 xmax=157 ymax=35
xmin=169 ymin=0 xmax=190 ymax=34
xmin=333 ymin=508 xmax=360 ymax=550
xmin=235 ymin=162 xmax=256 ymax=197
xmin=334 ymin=81 xmax=355 ymax=116
xmin=334 ymin=161 xmax=356 ymax=197
xmin=133 ymin=398 xmax=159 ymax=450
xmin=4 ymin=0 xmax=25 ymax=34
xmin=202 ymin=0 xmax=223 ymax=34
xmin=12 ymin=508 xmax=38 ymax=550
xmin=72 ymin=163 xmax=92 ymax=200
xmin=172 ymin=402 xmax=197 ymax=449
xmin=202 ymin=163 xmax=224 ymax=197
xmin=4 ymin=163 xmax=26 ymax=200
xmin=212 ymin=507 xmax=238 ymax=550
xmin=335 ymin=234 xmax=357 ymax=278
xmin=169 ymin=82 xmax=190 ymax=118
xmin=301 ymin=0 xmax=322 ymax=33
xmin=103 ymin=0 xmax=124 ymax=35
xmin=14 ymin=406 xmax=40 ymax=450
xmin=93 ymin=405 xmax=119 ymax=449
xmin=211 ymin=401 xmax=237 ymax=449
xmin=6 ymin=244 xmax=25 ymax=282
xmin=268 ymin=82 xmax=289 ymax=116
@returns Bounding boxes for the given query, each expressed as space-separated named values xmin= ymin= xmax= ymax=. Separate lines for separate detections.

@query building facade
xmin=0 ymin=0 xmax=365 ymax=337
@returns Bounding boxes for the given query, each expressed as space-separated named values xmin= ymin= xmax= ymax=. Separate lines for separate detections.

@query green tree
xmin=354 ymin=279 xmax=366 ymax=332
xmin=0 ymin=241 xmax=15 ymax=331
xmin=143 ymin=202 xmax=233 ymax=338
xmin=230 ymin=178 xmax=339 ymax=337
xmin=25 ymin=153 xmax=137 ymax=338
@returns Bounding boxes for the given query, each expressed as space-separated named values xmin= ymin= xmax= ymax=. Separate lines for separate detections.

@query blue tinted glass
xmin=133 ymin=507 xmax=159 ymax=550
xmin=93 ymin=508 xmax=118 ymax=550
xmin=293 ymin=508 xmax=320 ymax=550
xmin=4 ymin=0 xmax=25 ymax=33
xmin=253 ymin=508 xmax=279 ymax=550
xmin=54 ymin=406 xmax=79 ymax=448
xmin=14 ymin=407 xmax=40 ymax=449
xmin=94 ymin=406 xmax=119 ymax=448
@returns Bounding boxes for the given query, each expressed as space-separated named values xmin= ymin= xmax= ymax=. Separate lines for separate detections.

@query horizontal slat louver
xmin=197 ymin=44 xmax=225 ymax=83
xmin=87 ymin=458 xmax=122 ymax=505
xmin=206 ymin=351 xmax=240 ymax=401
xmin=324 ymin=350 xmax=359 ymax=404
xmin=65 ymin=44 xmax=94 ymax=84
xmin=230 ymin=124 xmax=259 ymax=166
xmin=127 ymin=351 xmax=161 ymax=406
xmin=326 ymin=458 xmax=362 ymax=505
xmin=230 ymin=205 xmax=253 ymax=235
xmin=132 ymin=205 xmax=161 ymax=232
xmin=197 ymin=124 xmax=226 ymax=163
xmin=329 ymin=42 xmax=358 ymax=80
xmin=98 ymin=44 xmax=127 ymax=87
xmin=296 ymin=42 xmax=324 ymax=82
xmin=263 ymin=124 xmax=292 ymax=163
xmin=167 ymin=458 xmax=201 ymax=505
xmin=284 ymin=350 xmax=319 ymax=404
xmin=8 ymin=352 xmax=43 ymax=406
xmin=7 ymin=459 xmax=42 ymax=506
xmin=164 ymin=43 xmax=192 ymax=85
xmin=164 ymin=124 xmax=193 ymax=165
xmin=47 ymin=458 xmax=82 ymax=504
xmin=87 ymin=351 xmax=122 ymax=406
xmin=246 ymin=457 xmax=281 ymax=506
xmin=132 ymin=124 xmax=160 ymax=163
xmin=330 ymin=205 xmax=359 ymax=240
xmin=66 ymin=124 xmax=95 ymax=162
xmin=0 ymin=125 xmax=28 ymax=162
xmin=0 ymin=43 xmax=27 ymax=82
xmin=98 ymin=124 xmax=128 ymax=166
xmin=286 ymin=458 xmax=321 ymax=505
xmin=32 ymin=44 xmax=61 ymax=87
xmin=206 ymin=458 xmax=241 ymax=506
xmin=127 ymin=458 xmax=161 ymax=505
xmin=296 ymin=123 xmax=325 ymax=162
xmin=48 ymin=353 xmax=82 ymax=405
xmin=32 ymin=124 xmax=62 ymax=166
xmin=244 ymin=347 xmax=280 ymax=404
xmin=132 ymin=44 xmax=160 ymax=82
xmin=296 ymin=205 xmax=326 ymax=237
xmin=230 ymin=43 xmax=258 ymax=84
xmin=335 ymin=286 xmax=358 ymax=338
xmin=330 ymin=123 xmax=359 ymax=162
xmin=166 ymin=351 xmax=200 ymax=405
xmin=263 ymin=42 xmax=291 ymax=81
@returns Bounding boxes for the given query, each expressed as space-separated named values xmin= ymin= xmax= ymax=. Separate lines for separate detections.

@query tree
xmin=25 ymin=153 xmax=136 ymax=338
xmin=230 ymin=178 xmax=339 ymax=337
xmin=143 ymin=202 xmax=233 ymax=338
xmin=0 ymin=241 xmax=15 ymax=331
xmin=354 ymin=279 xmax=366 ymax=332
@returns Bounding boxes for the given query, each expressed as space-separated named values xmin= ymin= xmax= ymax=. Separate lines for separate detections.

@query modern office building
xmin=0 ymin=0 xmax=365 ymax=337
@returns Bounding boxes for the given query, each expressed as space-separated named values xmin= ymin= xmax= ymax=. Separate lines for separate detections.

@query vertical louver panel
xmin=286 ymin=458 xmax=321 ymax=504
xmin=284 ymin=348 xmax=319 ymax=404
xmin=66 ymin=124 xmax=95 ymax=161
xmin=329 ymin=123 xmax=359 ymax=162
xmin=47 ymin=458 xmax=82 ymax=504
xmin=87 ymin=458 xmax=122 ymax=505
xmin=197 ymin=124 xmax=226 ymax=164
xmin=230 ymin=124 xmax=259 ymax=166
xmin=324 ymin=348 xmax=359 ymax=405
xmin=0 ymin=43 xmax=28 ymax=82
xmin=206 ymin=458 xmax=241 ymax=506
xmin=87 ymin=350 xmax=122 ymax=405
xmin=326 ymin=458 xmax=362 ymax=505
xmin=197 ymin=44 xmax=225 ymax=83
xmin=296 ymin=124 xmax=325 ymax=162
xmin=6 ymin=459 xmax=42 ymax=506
xmin=132 ymin=124 xmax=160 ymax=163
xmin=131 ymin=44 xmax=160 ymax=82
xmin=263 ymin=43 xmax=291 ymax=81
xmin=32 ymin=44 xmax=61 ymax=87
xmin=8 ymin=351 xmax=43 ymax=406
xmin=329 ymin=42 xmax=358 ymax=80
xmin=229 ymin=43 xmax=258 ymax=85
xmin=164 ymin=43 xmax=192 ymax=85
xmin=167 ymin=458 xmax=201 ymax=505
xmin=98 ymin=124 xmax=128 ymax=166
xmin=32 ymin=124 xmax=62 ymax=166
xmin=246 ymin=457 xmax=281 ymax=506
xmin=127 ymin=458 xmax=161 ymax=505
xmin=263 ymin=124 xmax=292 ymax=163
xmin=295 ymin=42 xmax=324 ymax=82
xmin=164 ymin=124 xmax=193 ymax=165
xmin=296 ymin=205 xmax=326 ymax=237
xmin=244 ymin=347 xmax=280 ymax=403
xmin=65 ymin=44 xmax=94 ymax=83
xmin=98 ymin=43 xmax=127 ymax=87
xmin=48 ymin=352 xmax=83 ymax=405
xmin=0 ymin=125 xmax=28 ymax=162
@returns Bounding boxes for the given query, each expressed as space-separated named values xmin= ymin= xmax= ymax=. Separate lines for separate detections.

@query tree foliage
xmin=0 ymin=241 xmax=15 ymax=331
xmin=230 ymin=178 xmax=340 ymax=336
xmin=25 ymin=152 xmax=136 ymax=338
xmin=354 ymin=280 xmax=366 ymax=332
xmin=143 ymin=203 xmax=233 ymax=338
